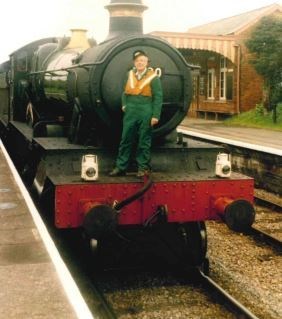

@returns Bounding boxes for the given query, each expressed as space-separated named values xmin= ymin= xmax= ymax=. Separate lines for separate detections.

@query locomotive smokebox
xmin=31 ymin=0 xmax=193 ymax=146
xmin=105 ymin=0 xmax=148 ymax=39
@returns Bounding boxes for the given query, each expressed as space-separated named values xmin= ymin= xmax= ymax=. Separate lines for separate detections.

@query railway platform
xmin=0 ymin=141 xmax=93 ymax=318
xmin=178 ymin=117 xmax=282 ymax=156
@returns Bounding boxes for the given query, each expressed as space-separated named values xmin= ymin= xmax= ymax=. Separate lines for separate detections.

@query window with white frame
xmin=207 ymin=68 xmax=215 ymax=99
xmin=220 ymin=57 xmax=227 ymax=100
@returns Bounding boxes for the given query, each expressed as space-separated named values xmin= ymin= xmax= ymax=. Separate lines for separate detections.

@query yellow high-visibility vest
xmin=124 ymin=68 xmax=157 ymax=97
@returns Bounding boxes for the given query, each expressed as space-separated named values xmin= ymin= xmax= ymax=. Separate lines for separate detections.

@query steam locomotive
xmin=0 ymin=0 xmax=255 ymax=269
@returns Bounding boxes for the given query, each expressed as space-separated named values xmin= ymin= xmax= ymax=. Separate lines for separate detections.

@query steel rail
xmin=85 ymin=279 xmax=118 ymax=319
xmin=196 ymin=269 xmax=260 ymax=319
xmin=249 ymin=226 xmax=282 ymax=252
xmin=254 ymin=194 xmax=282 ymax=212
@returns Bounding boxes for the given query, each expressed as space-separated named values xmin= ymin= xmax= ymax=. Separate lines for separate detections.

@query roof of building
xmin=150 ymin=3 xmax=281 ymax=63
xmin=187 ymin=3 xmax=282 ymax=35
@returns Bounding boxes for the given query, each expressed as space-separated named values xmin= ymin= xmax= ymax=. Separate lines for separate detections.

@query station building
xmin=151 ymin=3 xmax=282 ymax=119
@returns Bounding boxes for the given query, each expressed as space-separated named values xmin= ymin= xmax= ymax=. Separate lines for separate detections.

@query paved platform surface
xmin=0 ymin=143 xmax=84 ymax=318
xmin=179 ymin=118 xmax=282 ymax=155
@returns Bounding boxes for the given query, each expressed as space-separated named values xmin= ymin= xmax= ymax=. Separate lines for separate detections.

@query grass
xmin=223 ymin=103 xmax=282 ymax=131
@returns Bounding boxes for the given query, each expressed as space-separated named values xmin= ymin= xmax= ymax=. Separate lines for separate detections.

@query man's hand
xmin=151 ymin=117 xmax=159 ymax=126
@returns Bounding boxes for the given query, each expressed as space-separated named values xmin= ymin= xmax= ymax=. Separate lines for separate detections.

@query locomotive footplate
xmin=29 ymin=135 xmax=255 ymax=234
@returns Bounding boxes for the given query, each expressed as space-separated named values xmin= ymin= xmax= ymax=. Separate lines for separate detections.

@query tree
xmin=246 ymin=15 xmax=282 ymax=122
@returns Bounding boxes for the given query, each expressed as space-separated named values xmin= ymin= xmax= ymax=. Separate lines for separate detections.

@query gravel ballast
xmin=207 ymin=217 xmax=282 ymax=319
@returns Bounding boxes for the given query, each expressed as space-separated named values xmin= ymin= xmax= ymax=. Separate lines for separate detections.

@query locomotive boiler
xmin=0 ymin=0 xmax=255 ymax=270
xmin=13 ymin=2 xmax=191 ymax=146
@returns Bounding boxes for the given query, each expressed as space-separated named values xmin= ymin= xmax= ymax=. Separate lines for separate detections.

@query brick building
xmin=151 ymin=3 xmax=282 ymax=119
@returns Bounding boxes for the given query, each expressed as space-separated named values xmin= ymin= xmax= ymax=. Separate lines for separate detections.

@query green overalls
xmin=116 ymin=68 xmax=163 ymax=172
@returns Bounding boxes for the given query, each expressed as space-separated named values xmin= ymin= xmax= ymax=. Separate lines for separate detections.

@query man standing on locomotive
xmin=109 ymin=50 xmax=163 ymax=177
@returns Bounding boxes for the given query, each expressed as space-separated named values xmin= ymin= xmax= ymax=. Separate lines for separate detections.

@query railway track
xmin=72 ymin=190 xmax=281 ymax=319
xmin=249 ymin=226 xmax=282 ymax=251
xmin=46 ymin=223 xmax=261 ymax=319
xmin=48 ymin=203 xmax=279 ymax=319
xmin=206 ymin=220 xmax=282 ymax=319
xmin=254 ymin=189 xmax=282 ymax=211
xmin=89 ymin=267 xmax=259 ymax=319
xmin=251 ymin=208 xmax=282 ymax=253
xmin=252 ymin=189 xmax=282 ymax=250
xmin=197 ymin=269 xmax=259 ymax=319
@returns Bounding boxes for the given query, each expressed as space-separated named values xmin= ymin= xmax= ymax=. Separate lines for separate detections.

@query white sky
xmin=0 ymin=0 xmax=281 ymax=62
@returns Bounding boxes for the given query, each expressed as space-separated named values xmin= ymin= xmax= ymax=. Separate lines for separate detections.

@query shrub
xmin=255 ymin=103 xmax=264 ymax=116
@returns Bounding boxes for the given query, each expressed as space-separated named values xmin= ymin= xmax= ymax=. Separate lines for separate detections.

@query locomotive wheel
xmin=178 ymin=221 xmax=207 ymax=267
xmin=143 ymin=221 xmax=208 ymax=269
xmin=81 ymin=222 xmax=208 ymax=270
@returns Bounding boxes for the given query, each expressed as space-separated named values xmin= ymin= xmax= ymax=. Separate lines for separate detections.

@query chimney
xmin=65 ymin=29 xmax=91 ymax=51
xmin=105 ymin=0 xmax=148 ymax=39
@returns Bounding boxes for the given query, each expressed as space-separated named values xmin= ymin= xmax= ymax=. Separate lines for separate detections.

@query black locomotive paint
xmin=0 ymin=0 xmax=256 ymax=271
